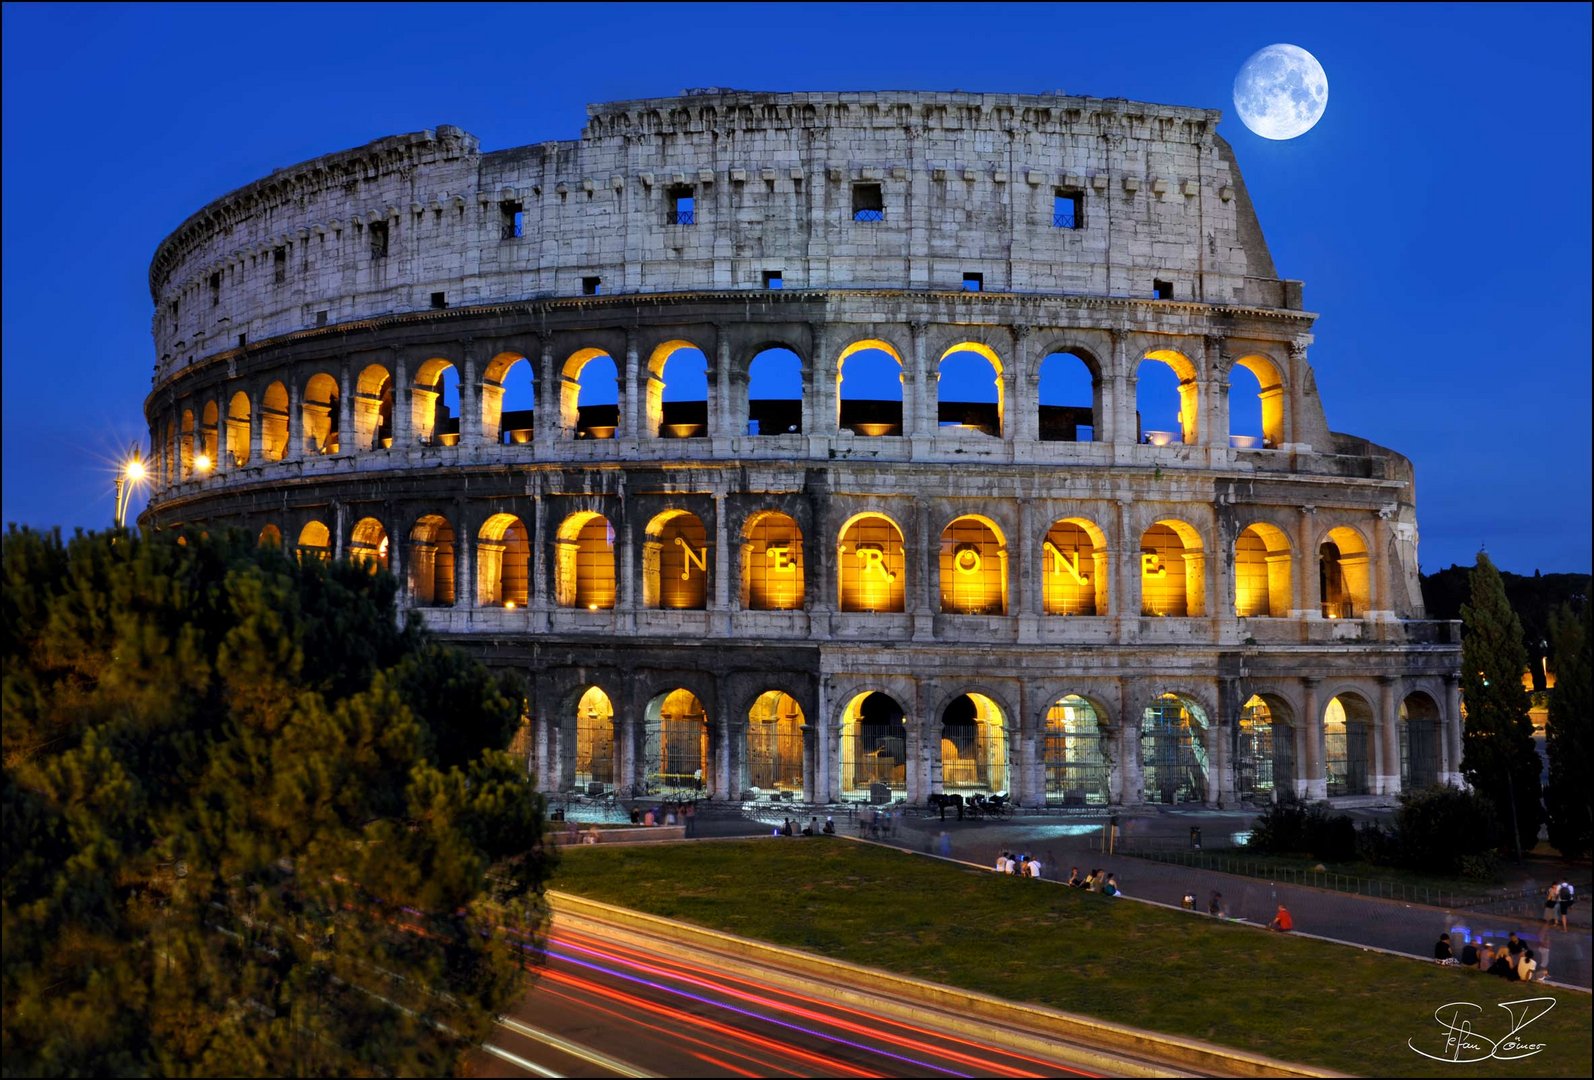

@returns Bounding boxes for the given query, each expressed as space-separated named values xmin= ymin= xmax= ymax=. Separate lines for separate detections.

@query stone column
xmin=531 ymin=484 xmax=550 ymax=629
xmin=1010 ymin=324 xmax=1036 ymax=444
xmin=458 ymin=351 xmax=481 ymax=447
xmin=455 ymin=499 xmax=474 ymax=612
xmin=1109 ymin=331 xmax=1133 ymax=452
xmin=716 ymin=716 xmax=740 ymax=801
xmin=285 ymin=380 xmax=302 ymax=462
xmin=534 ymin=337 xmax=557 ymax=456
xmin=914 ymin=502 xmax=936 ymax=640
xmin=338 ymin=367 xmax=355 ymax=453
xmin=1295 ymin=507 xmax=1317 ymax=619
xmin=622 ymin=331 xmax=640 ymax=440
xmin=713 ymin=330 xmax=732 ymax=440
xmin=616 ymin=486 xmax=636 ymax=625
xmin=1378 ymin=676 xmax=1401 ymax=795
xmin=801 ymin=723 xmax=817 ymax=805
xmin=711 ymin=490 xmax=731 ymax=633
xmin=1204 ymin=335 xmax=1230 ymax=453
xmin=813 ymin=676 xmax=831 ymax=804
xmin=808 ymin=322 xmax=834 ymax=441
xmin=1118 ymin=680 xmax=1141 ymax=806
xmin=1371 ymin=514 xmax=1392 ymax=617
xmin=906 ymin=321 xmax=930 ymax=443
xmin=1443 ymin=675 xmax=1464 ymax=785
xmin=1115 ymin=500 xmax=1137 ymax=630
xmin=1015 ymin=498 xmax=1036 ymax=627
xmin=1301 ymin=678 xmax=1325 ymax=799
xmin=391 ymin=361 xmax=412 ymax=447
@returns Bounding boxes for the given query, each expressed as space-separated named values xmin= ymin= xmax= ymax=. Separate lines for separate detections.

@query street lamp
xmin=114 ymin=457 xmax=146 ymax=528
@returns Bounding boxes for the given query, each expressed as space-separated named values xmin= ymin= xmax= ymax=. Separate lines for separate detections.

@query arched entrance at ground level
xmin=745 ymin=691 xmax=804 ymax=793
xmin=1042 ymin=695 xmax=1110 ymax=806
xmin=645 ymin=689 xmax=710 ymax=795
xmin=1400 ymin=692 xmax=1443 ymax=791
xmin=839 ymin=692 xmax=906 ymax=797
xmin=1141 ymin=694 xmax=1209 ymax=805
xmin=938 ymin=694 xmax=1008 ymax=792
xmin=1324 ymin=693 xmax=1374 ymax=795
xmin=574 ymin=686 xmax=616 ymax=789
xmin=1235 ymin=694 xmax=1295 ymax=801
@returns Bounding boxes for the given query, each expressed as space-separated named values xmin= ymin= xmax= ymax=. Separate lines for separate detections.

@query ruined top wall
xmin=149 ymin=90 xmax=1295 ymax=377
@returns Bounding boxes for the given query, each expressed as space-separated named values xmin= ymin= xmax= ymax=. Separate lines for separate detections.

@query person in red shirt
xmin=1269 ymin=904 xmax=1294 ymax=932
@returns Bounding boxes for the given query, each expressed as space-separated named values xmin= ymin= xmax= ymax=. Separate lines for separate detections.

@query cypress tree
xmin=1458 ymin=552 xmax=1543 ymax=858
xmin=1544 ymin=602 xmax=1592 ymax=858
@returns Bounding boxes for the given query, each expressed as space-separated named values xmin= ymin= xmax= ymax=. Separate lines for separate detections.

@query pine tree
xmin=2 ymin=526 xmax=552 ymax=1075
xmin=1544 ymin=602 xmax=1592 ymax=858
xmin=1458 ymin=552 xmax=1543 ymax=858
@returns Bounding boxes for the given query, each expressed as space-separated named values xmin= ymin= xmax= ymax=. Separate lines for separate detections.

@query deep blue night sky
xmin=3 ymin=2 xmax=1588 ymax=573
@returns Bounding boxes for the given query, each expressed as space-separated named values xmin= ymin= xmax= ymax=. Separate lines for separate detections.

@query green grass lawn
xmin=553 ymin=840 xmax=1591 ymax=1078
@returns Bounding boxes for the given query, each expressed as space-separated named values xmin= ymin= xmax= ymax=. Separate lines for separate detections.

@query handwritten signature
xmin=1408 ymin=997 xmax=1556 ymax=1062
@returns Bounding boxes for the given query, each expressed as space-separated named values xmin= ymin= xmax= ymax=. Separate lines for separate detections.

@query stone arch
xmin=481 ymin=350 xmax=535 ymax=445
xmin=745 ymin=690 xmax=805 ymax=793
xmin=1042 ymin=693 xmax=1112 ymax=805
xmin=1141 ymin=691 xmax=1210 ymax=805
xmin=938 ymin=514 xmax=1007 ymax=615
xmin=1399 ymin=690 xmax=1444 ymax=791
xmin=643 ymin=687 xmax=712 ymax=794
xmin=225 ymin=390 xmax=251 ymax=466
xmin=1319 ymin=524 xmax=1371 ymax=619
xmin=642 ymin=508 xmax=709 ymax=609
xmin=741 ymin=509 xmax=804 ymax=610
xmin=936 ymin=342 xmax=1003 ymax=438
xmin=1323 ymin=690 xmax=1375 ymax=796
xmin=347 ymin=516 xmax=388 ymax=571
xmin=260 ymin=381 xmax=289 ymax=461
xmin=573 ymin=685 xmax=617 ymax=788
xmin=837 ymin=338 xmax=904 ymax=436
xmin=1137 ymin=348 xmax=1199 ymax=445
xmin=1037 ymin=348 xmax=1103 ymax=442
xmin=477 ymin=512 xmax=530 ymax=608
xmin=746 ymin=345 xmax=804 ymax=436
xmin=561 ymin=347 xmax=619 ymax=439
xmin=1236 ymin=693 xmax=1296 ymax=801
xmin=179 ymin=408 xmax=197 ymax=477
xmin=410 ymin=357 xmax=460 ymax=447
xmin=199 ymin=400 xmax=219 ymax=469
xmin=1140 ymin=519 xmax=1205 ymax=617
xmin=555 ymin=511 xmax=615 ymax=609
xmin=1235 ymin=523 xmax=1293 ymax=618
xmin=937 ymin=692 xmax=1010 ymax=793
xmin=838 ymin=690 xmax=908 ymax=796
xmin=1042 ymin=516 xmax=1108 ymax=615
xmin=1228 ymin=352 xmax=1287 ymax=449
xmin=257 ymin=523 xmax=282 ymax=548
xmin=647 ymin=339 xmax=709 ymax=439
xmin=296 ymin=519 xmax=332 ymax=562
xmin=837 ymin=512 xmax=906 ymax=612
xmin=301 ymin=372 xmax=340 ymax=455
xmin=408 ymin=513 xmax=456 ymax=606
xmin=354 ymin=363 xmax=393 ymax=451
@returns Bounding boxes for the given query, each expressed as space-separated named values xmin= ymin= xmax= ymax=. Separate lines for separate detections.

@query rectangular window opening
xmin=962 ymin=272 xmax=984 ymax=293
xmin=582 ymin=276 xmax=602 ymax=296
xmin=315 ymin=310 xmax=329 ymax=327
xmin=273 ymin=247 xmax=287 ymax=284
xmin=667 ymin=185 xmax=695 ymax=225
xmin=431 ymin=292 xmax=447 ymax=309
xmin=1053 ymin=190 xmax=1083 ymax=229
xmin=370 ymin=221 xmax=389 ymax=260
xmin=209 ymin=272 xmax=221 ymax=306
xmin=763 ymin=270 xmax=784 ymax=290
xmin=500 ymin=200 xmax=524 ymax=240
xmin=1153 ymin=278 xmax=1174 ymax=300
xmin=237 ymin=334 xmax=247 ymax=348
xmin=852 ymin=182 xmax=883 ymax=222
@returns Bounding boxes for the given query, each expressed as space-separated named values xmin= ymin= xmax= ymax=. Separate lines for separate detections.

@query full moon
xmin=1233 ymin=44 xmax=1328 ymax=140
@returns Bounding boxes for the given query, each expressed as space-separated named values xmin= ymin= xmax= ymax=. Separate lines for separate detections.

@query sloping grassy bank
xmin=555 ymin=840 xmax=1590 ymax=1077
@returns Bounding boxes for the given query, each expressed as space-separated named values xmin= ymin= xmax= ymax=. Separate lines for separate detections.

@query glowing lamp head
xmin=587 ymin=602 xmax=599 ymax=611
xmin=195 ymin=453 xmax=213 ymax=472
xmin=503 ymin=600 xmax=516 ymax=610
xmin=124 ymin=459 xmax=146 ymax=482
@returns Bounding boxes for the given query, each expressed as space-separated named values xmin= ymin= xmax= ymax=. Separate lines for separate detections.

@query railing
xmin=667 ymin=209 xmax=695 ymax=225
xmin=852 ymin=209 xmax=883 ymax=222
xmin=1052 ymin=210 xmax=1078 ymax=229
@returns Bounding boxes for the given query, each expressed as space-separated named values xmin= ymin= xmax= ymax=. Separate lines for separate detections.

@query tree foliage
xmin=2 ymin=527 xmax=552 ymax=1076
xmin=1544 ymin=602 xmax=1592 ymax=858
xmin=1393 ymin=784 xmax=1501 ymax=875
xmin=1458 ymin=552 xmax=1543 ymax=857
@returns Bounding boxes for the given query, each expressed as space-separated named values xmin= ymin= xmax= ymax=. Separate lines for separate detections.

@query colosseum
xmin=140 ymin=89 xmax=1463 ymax=811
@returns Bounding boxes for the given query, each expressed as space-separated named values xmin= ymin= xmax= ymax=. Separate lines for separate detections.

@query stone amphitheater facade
xmin=141 ymin=90 xmax=1462 ymax=810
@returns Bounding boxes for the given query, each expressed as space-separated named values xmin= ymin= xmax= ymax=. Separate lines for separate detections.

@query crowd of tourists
xmin=1433 ymin=930 xmax=1548 ymax=982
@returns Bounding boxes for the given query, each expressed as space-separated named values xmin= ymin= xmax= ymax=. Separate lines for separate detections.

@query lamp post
xmin=114 ymin=457 xmax=145 ymax=528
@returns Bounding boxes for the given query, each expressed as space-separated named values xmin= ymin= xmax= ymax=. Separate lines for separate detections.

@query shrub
xmin=1304 ymin=803 xmax=1358 ymax=862
xmin=1246 ymin=796 xmax=1309 ymax=854
xmin=1395 ymin=784 xmax=1502 ymax=874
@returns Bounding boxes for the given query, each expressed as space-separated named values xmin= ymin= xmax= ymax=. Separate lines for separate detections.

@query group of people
xmin=994 ymin=851 xmax=1046 ymax=878
xmin=1181 ymin=890 xmax=1230 ymax=918
xmin=1434 ymin=930 xmax=1545 ymax=982
xmin=1541 ymin=879 xmax=1577 ymax=930
xmin=1060 ymin=865 xmax=1121 ymax=895
xmin=778 ymin=816 xmax=835 ymax=836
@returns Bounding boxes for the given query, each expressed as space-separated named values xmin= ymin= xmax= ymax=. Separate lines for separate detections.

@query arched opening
xmin=1400 ymin=692 xmax=1443 ymax=791
xmin=1038 ymin=351 xmax=1098 ymax=442
xmin=746 ymin=691 xmax=804 ymax=793
xmin=936 ymin=343 xmax=1002 ymax=437
xmin=643 ymin=510 xmax=709 ymax=609
xmin=1236 ymin=694 xmax=1295 ymax=801
xmin=555 ymin=512 xmax=615 ymax=609
xmin=411 ymin=358 xmax=460 ymax=447
xmin=302 ymin=373 xmax=340 ymax=455
xmin=747 ymin=347 xmax=803 ymax=435
xmin=938 ymin=515 xmax=1006 ymax=615
xmin=483 ymin=352 xmax=535 ymax=445
xmin=477 ymin=513 xmax=530 ymax=608
xmin=1136 ymin=350 xmax=1199 ymax=445
xmin=839 ymin=691 xmax=906 ymax=796
xmin=347 ymin=517 xmax=388 ymax=571
xmin=179 ymin=409 xmax=196 ymax=477
xmin=354 ymin=364 xmax=393 ymax=451
xmin=296 ymin=520 xmax=331 ymax=562
xmin=1042 ymin=517 xmax=1107 ymax=615
xmin=837 ymin=340 xmax=903 ymax=437
xmin=1324 ymin=693 xmax=1374 ymax=795
xmin=741 ymin=510 xmax=804 ymax=610
xmin=225 ymin=391 xmax=251 ymax=467
xmin=1140 ymin=520 xmax=1205 ymax=617
xmin=1142 ymin=693 xmax=1209 ymax=804
xmin=1043 ymin=695 xmax=1109 ymax=805
xmin=562 ymin=349 xmax=619 ymax=439
xmin=408 ymin=514 xmax=456 ymax=606
xmin=199 ymin=401 xmax=219 ymax=469
xmin=261 ymin=381 xmax=289 ymax=461
xmin=1235 ymin=523 xmax=1292 ymax=618
xmin=258 ymin=523 xmax=282 ymax=548
xmin=650 ymin=341 xmax=709 ymax=438
xmin=1229 ymin=354 xmax=1285 ymax=449
xmin=837 ymin=514 xmax=906 ymax=613
xmin=1320 ymin=526 xmax=1370 ymax=619
xmin=645 ymin=688 xmax=710 ymax=794
xmin=939 ymin=693 xmax=1008 ymax=793
xmin=574 ymin=686 xmax=616 ymax=788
